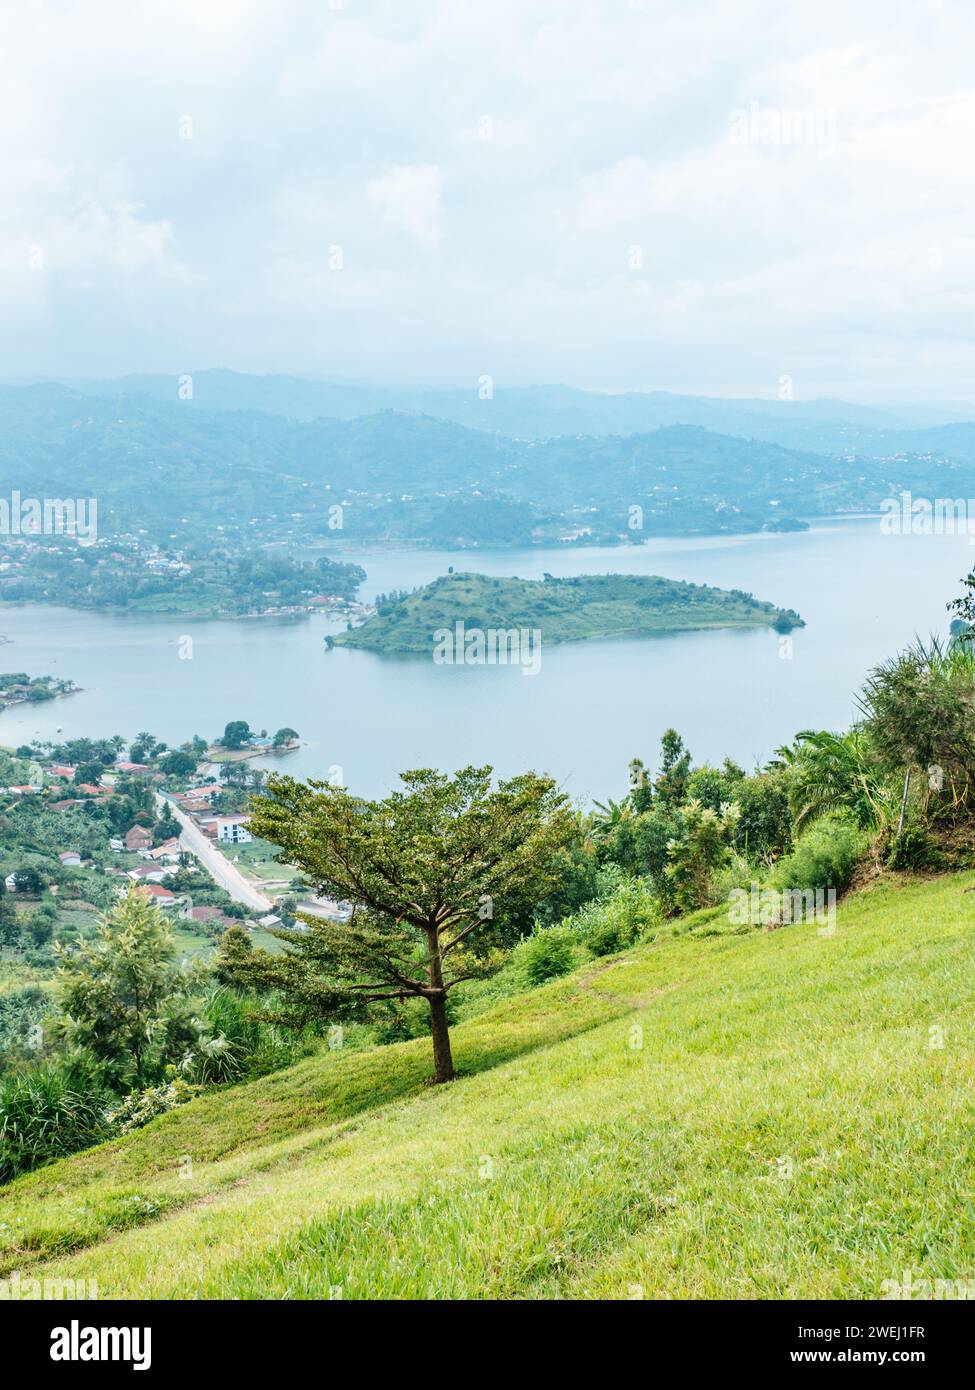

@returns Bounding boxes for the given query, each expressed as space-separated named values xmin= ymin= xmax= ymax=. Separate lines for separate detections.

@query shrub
xmin=664 ymin=799 xmax=741 ymax=914
xmin=507 ymin=927 xmax=585 ymax=988
xmin=569 ymin=876 xmax=661 ymax=956
xmin=769 ymin=812 xmax=864 ymax=896
xmin=103 ymin=1077 xmax=200 ymax=1136
xmin=183 ymin=986 xmax=317 ymax=1081
xmin=888 ymin=823 xmax=942 ymax=872
xmin=0 ymin=1054 xmax=112 ymax=1183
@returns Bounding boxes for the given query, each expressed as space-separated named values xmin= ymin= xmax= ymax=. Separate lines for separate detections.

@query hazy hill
xmin=20 ymin=370 xmax=974 ymax=455
xmin=3 ymin=382 xmax=974 ymax=549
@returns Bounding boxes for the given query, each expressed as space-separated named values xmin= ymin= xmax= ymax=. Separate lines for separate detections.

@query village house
xmin=215 ymin=814 xmax=252 ymax=844
xmin=149 ymin=837 xmax=182 ymax=862
xmin=132 ymin=883 xmax=179 ymax=908
xmin=125 ymin=825 xmax=153 ymax=852
xmin=126 ymin=863 xmax=173 ymax=884
xmin=57 ymin=850 xmax=82 ymax=866
xmin=183 ymin=904 xmax=238 ymax=930
xmin=184 ymin=785 xmax=220 ymax=801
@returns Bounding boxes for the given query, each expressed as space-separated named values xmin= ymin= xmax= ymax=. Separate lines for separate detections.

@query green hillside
xmin=3 ymin=872 xmax=973 ymax=1299
xmin=334 ymin=571 xmax=804 ymax=654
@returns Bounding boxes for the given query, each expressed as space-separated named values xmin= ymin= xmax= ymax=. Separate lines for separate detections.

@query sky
xmin=3 ymin=0 xmax=975 ymax=401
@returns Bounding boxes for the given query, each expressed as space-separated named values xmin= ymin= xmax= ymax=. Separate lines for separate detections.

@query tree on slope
xmin=53 ymin=892 xmax=204 ymax=1085
xmin=216 ymin=766 xmax=575 ymax=1083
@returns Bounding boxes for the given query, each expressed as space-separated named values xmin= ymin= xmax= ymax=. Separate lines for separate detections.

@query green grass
xmin=1 ymin=873 xmax=973 ymax=1298
xmin=216 ymin=837 xmax=298 ymax=887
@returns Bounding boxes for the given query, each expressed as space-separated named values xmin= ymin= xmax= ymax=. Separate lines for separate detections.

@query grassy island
xmin=332 ymin=571 xmax=804 ymax=654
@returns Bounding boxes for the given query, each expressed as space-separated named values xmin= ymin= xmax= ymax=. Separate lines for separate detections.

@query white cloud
xmin=1 ymin=0 xmax=974 ymax=399
xmin=367 ymin=165 xmax=443 ymax=251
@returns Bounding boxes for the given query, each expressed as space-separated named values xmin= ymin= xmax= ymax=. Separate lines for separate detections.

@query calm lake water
xmin=0 ymin=519 xmax=969 ymax=805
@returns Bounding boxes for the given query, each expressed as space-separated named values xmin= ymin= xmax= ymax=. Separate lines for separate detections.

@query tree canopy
xmin=217 ymin=765 xmax=575 ymax=1082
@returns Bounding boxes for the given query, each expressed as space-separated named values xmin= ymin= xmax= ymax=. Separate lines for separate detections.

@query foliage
xmin=104 ymin=1078 xmax=200 ymax=1136
xmin=664 ymin=799 xmax=741 ymax=914
xmin=857 ymin=637 xmax=975 ymax=812
xmin=564 ymin=871 xmax=661 ymax=956
xmin=505 ymin=927 xmax=584 ymax=988
xmin=768 ymin=813 xmax=865 ymax=896
xmin=775 ymin=728 xmax=892 ymax=831
xmin=221 ymin=721 xmax=252 ymax=750
xmin=52 ymin=893 xmax=207 ymax=1086
xmin=0 ymin=1052 xmax=113 ymax=1183
xmin=217 ymin=765 xmax=575 ymax=1082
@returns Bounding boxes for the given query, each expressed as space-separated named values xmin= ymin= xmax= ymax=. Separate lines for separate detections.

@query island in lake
xmin=331 ymin=572 xmax=805 ymax=654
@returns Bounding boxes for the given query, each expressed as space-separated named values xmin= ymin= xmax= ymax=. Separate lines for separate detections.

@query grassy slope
xmin=334 ymin=572 xmax=802 ymax=653
xmin=1 ymin=873 xmax=973 ymax=1299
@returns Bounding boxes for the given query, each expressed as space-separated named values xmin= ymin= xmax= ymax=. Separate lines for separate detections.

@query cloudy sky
xmin=3 ymin=0 xmax=975 ymax=400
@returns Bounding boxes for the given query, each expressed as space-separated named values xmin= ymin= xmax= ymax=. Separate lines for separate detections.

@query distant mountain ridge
xmin=9 ymin=370 xmax=975 ymax=457
xmin=2 ymin=380 xmax=975 ymax=550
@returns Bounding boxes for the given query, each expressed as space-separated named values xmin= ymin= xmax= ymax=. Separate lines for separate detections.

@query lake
xmin=0 ymin=519 xmax=969 ymax=805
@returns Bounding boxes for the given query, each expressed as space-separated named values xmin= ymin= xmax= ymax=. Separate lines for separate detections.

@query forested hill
xmin=332 ymin=572 xmax=804 ymax=653
xmin=2 ymin=382 xmax=964 ymax=548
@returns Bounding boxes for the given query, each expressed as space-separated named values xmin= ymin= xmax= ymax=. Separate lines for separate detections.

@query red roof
xmin=135 ymin=884 xmax=175 ymax=899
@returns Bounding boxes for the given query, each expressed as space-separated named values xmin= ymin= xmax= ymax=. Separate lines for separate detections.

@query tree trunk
xmin=427 ymin=991 xmax=455 ymax=1083
xmin=423 ymin=922 xmax=455 ymax=1083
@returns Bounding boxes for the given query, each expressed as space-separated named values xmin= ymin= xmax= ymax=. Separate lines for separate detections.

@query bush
xmin=182 ymin=986 xmax=314 ymax=1082
xmin=888 ymin=823 xmax=942 ymax=872
xmin=507 ymin=927 xmax=585 ymax=988
xmin=103 ymin=1077 xmax=200 ymax=1136
xmin=569 ymin=876 xmax=661 ymax=956
xmin=769 ymin=812 xmax=864 ymax=896
xmin=0 ymin=1055 xmax=112 ymax=1183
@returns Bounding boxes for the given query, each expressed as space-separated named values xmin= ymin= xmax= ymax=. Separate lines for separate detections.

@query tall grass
xmin=0 ymin=1055 xmax=112 ymax=1183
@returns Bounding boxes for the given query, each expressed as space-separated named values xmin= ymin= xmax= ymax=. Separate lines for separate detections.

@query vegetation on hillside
xmin=5 ymin=382 xmax=971 ymax=552
xmin=1 ymin=567 xmax=974 ymax=1304
xmin=2 ymin=872 xmax=973 ymax=1298
xmin=0 ymin=541 xmax=364 ymax=618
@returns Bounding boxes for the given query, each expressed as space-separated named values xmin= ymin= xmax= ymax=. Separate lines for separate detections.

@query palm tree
xmin=776 ymin=728 xmax=891 ymax=830
xmin=589 ymin=796 xmax=633 ymax=842
xmin=857 ymin=636 xmax=975 ymax=812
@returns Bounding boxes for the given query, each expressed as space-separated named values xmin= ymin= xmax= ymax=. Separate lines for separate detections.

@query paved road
xmin=156 ymin=793 xmax=274 ymax=912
